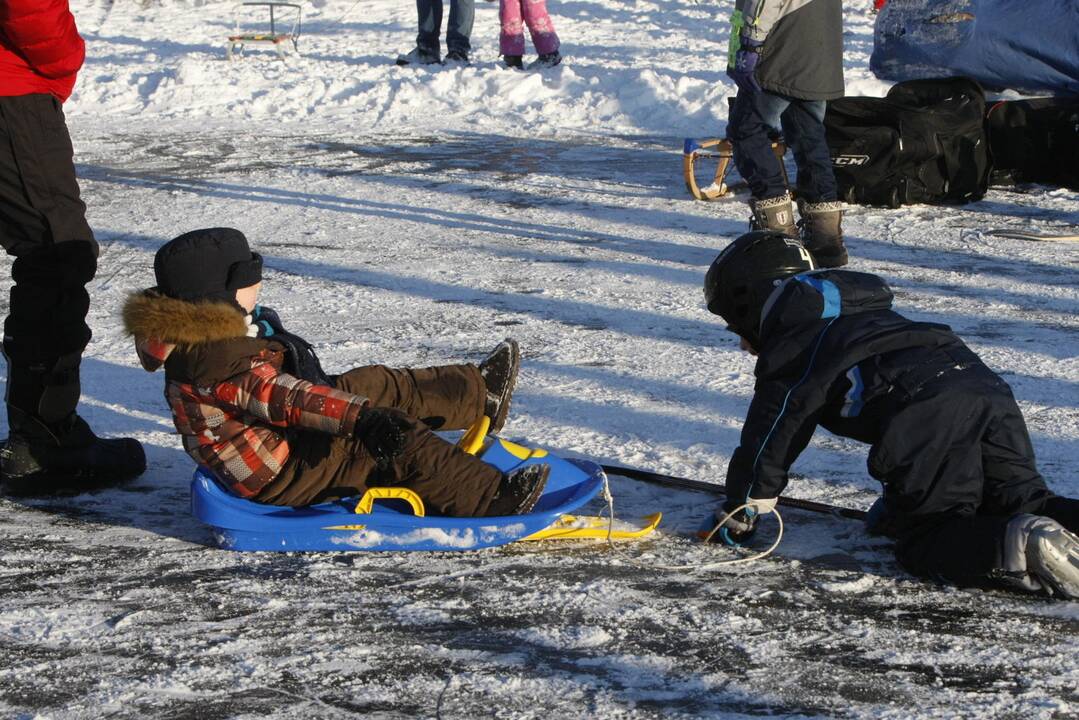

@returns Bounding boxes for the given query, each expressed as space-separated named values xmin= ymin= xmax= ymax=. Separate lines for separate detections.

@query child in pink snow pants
xmin=499 ymin=0 xmax=561 ymax=68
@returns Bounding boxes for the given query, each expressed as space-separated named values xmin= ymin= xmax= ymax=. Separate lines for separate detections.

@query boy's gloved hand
xmin=727 ymin=35 xmax=763 ymax=94
xmin=717 ymin=504 xmax=759 ymax=546
xmin=355 ymin=407 xmax=413 ymax=469
xmin=701 ymin=497 xmax=777 ymax=546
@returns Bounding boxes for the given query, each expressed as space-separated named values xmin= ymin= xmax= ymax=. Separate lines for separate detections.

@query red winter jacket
xmin=0 ymin=0 xmax=85 ymax=101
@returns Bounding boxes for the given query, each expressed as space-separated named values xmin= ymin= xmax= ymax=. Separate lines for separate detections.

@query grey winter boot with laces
xmin=749 ymin=193 xmax=798 ymax=238
xmin=797 ymin=199 xmax=848 ymax=267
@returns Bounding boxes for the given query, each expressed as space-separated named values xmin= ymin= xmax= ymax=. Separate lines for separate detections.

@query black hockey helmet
xmin=703 ymin=230 xmax=815 ymax=346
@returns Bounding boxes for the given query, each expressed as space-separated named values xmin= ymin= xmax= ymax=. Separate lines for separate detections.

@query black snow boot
xmin=2 ymin=352 xmax=145 ymax=496
xmin=1 ymin=407 xmax=146 ymax=496
xmin=798 ymin=199 xmax=848 ymax=267
xmin=478 ymin=338 xmax=520 ymax=434
xmin=395 ymin=47 xmax=441 ymax=66
xmin=444 ymin=49 xmax=470 ymax=64
xmin=503 ymin=54 xmax=524 ymax=69
xmin=484 ymin=463 xmax=549 ymax=516
xmin=749 ymin=193 xmax=798 ymax=237
xmin=528 ymin=51 xmax=562 ymax=69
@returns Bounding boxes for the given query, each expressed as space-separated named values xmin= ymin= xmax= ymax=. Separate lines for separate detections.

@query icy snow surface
xmin=1 ymin=1 xmax=1077 ymax=718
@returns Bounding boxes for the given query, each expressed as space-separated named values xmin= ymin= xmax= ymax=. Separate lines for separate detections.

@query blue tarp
xmin=871 ymin=0 xmax=1079 ymax=96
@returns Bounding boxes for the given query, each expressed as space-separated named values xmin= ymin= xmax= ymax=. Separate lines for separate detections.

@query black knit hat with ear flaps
xmin=703 ymin=230 xmax=815 ymax=347
xmin=154 ymin=227 xmax=263 ymax=303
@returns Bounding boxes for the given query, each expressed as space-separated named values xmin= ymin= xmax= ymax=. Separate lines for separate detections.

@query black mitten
xmin=355 ymin=407 xmax=413 ymax=469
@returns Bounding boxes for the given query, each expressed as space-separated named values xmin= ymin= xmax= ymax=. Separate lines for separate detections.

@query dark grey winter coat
xmin=731 ymin=0 xmax=845 ymax=100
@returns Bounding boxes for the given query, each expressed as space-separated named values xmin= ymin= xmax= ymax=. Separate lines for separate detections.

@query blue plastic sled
xmin=191 ymin=435 xmax=606 ymax=552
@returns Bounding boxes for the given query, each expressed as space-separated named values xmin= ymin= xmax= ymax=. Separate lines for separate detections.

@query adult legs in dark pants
xmin=728 ymin=90 xmax=787 ymax=208
xmin=727 ymin=89 xmax=847 ymax=265
xmin=415 ymin=0 xmax=474 ymax=59
xmin=0 ymin=94 xmax=145 ymax=495
xmin=779 ymin=100 xmax=838 ymax=204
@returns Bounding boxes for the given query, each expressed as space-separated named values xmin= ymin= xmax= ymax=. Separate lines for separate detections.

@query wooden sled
xmin=226 ymin=2 xmax=302 ymax=61
xmin=682 ymin=137 xmax=788 ymax=201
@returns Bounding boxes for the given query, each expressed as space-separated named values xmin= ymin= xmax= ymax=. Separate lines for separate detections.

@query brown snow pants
xmin=256 ymin=363 xmax=503 ymax=516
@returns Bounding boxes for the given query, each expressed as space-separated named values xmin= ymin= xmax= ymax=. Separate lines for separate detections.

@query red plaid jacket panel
xmin=167 ymin=360 xmax=366 ymax=498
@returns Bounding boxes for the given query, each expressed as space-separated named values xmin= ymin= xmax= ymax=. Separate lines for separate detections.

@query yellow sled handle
xmin=354 ymin=487 xmax=426 ymax=517
xmin=457 ymin=416 xmax=491 ymax=455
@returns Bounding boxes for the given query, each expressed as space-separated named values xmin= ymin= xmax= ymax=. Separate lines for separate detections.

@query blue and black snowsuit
xmin=727 ymin=268 xmax=1079 ymax=587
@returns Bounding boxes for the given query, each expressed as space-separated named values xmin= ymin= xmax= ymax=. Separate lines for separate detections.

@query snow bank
xmin=68 ymin=0 xmax=891 ymax=135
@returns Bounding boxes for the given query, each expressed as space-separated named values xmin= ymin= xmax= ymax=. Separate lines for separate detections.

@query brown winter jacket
xmin=122 ymin=290 xmax=367 ymax=498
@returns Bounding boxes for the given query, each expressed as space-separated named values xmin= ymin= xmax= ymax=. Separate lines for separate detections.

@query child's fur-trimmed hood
xmin=122 ymin=289 xmax=251 ymax=372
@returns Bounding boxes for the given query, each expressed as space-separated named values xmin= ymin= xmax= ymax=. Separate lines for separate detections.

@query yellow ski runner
xmin=522 ymin=512 xmax=662 ymax=542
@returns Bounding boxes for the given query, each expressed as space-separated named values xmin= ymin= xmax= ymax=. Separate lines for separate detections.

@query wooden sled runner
xmin=226 ymin=2 xmax=302 ymax=61
xmin=683 ymin=138 xmax=788 ymax=201
xmin=191 ymin=420 xmax=660 ymax=552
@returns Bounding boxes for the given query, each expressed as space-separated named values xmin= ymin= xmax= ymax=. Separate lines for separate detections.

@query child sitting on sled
xmin=123 ymin=227 xmax=548 ymax=516
xmin=701 ymin=230 xmax=1079 ymax=599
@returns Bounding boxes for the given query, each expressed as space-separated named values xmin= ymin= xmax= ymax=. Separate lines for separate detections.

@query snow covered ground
xmin=1 ymin=1 xmax=1077 ymax=717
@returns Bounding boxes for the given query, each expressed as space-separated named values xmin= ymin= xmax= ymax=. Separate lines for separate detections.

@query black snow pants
xmin=0 ymin=94 xmax=98 ymax=424
xmin=868 ymin=363 xmax=1079 ymax=588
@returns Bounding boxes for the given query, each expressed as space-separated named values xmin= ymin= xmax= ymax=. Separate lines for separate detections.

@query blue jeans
xmin=727 ymin=89 xmax=838 ymax=203
xmin=416 ymin=0 xmax=474 ymax=56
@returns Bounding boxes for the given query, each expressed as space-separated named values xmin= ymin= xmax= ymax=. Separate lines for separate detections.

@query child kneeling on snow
xmin=701 ymin=230 xmax=1079 ymax=599
xmin=123 ymin=227 xmax=548 ymax=516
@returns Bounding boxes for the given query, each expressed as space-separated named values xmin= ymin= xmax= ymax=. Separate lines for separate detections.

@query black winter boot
xmin=1 ymin=407 xmax=146 ymax=496
xmin=395 ymin=47 xmax=441 ymax=66
xmin=798 ymin=199 xmax=848 ymax=267
xmin=749 ymin=193 xmax=798 ymax=237
xmin=484 ymin=463 xmax=549 ymax=516
xmin=444 ymin=49 xmax=470 ymax=64
xmin=503 ymin=54 xmax=523 ymax=69
xmin=478 ymin=338 xmax=520 ymax=434
xmin=529 ymin=51 xmax=562 ymax=69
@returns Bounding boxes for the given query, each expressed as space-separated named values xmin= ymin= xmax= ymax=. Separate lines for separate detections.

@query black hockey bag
xmin=987 ymin=98 xmax=1079 ymax=191
xmin=824 ymin=77 xmax=990 ymax=207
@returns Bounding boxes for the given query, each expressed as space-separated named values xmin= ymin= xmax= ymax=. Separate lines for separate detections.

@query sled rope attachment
xmin=602 ymin=463 xmax=868 ymax=520
xmin=594 ymin=468 xmax=784 ymax=571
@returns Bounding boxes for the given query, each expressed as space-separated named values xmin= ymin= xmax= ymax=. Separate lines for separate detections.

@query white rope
xmin=600 ymin=470 xmax=616 ymax=548
xmin=389 ymin=472 xmax=782 ymax=582
xmin=687 ymin=503 xmax=784 ymax=570
xmin=596 ymin=466 xmax=783 ymax=572
xmin=319 ymin=0 xmax=367 ymax=29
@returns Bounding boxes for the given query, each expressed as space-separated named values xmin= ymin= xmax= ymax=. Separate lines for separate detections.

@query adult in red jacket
xmin=0 ymin=0 xmax=145 ymax=494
